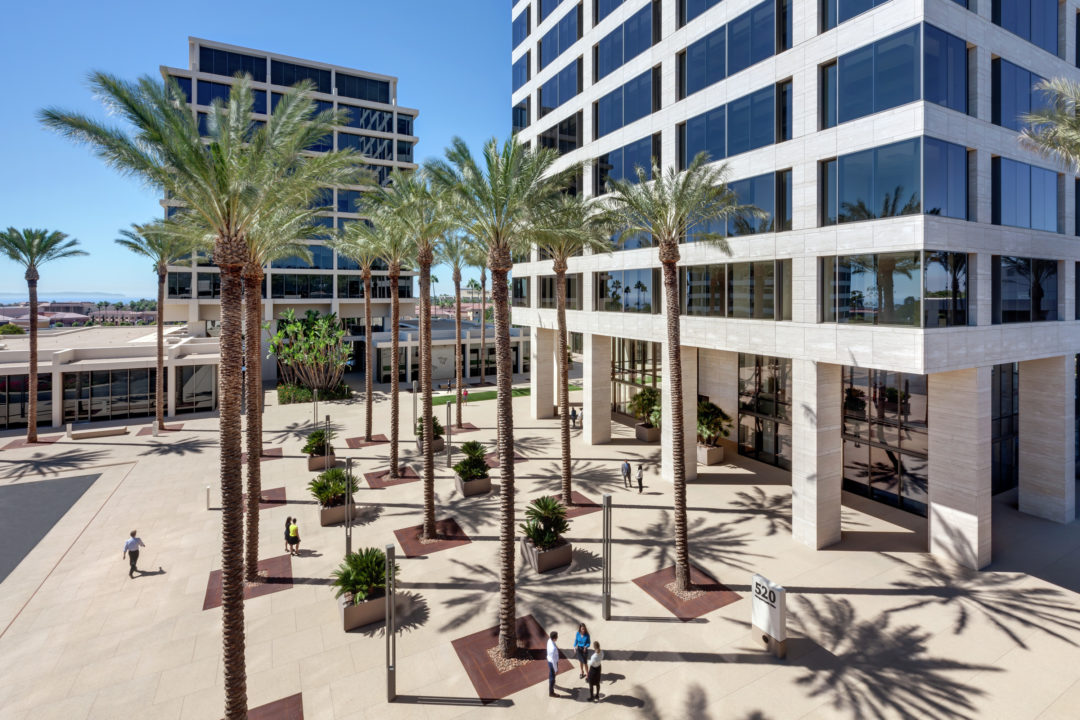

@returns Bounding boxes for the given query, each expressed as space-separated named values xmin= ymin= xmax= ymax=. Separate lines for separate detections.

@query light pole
xmin=385 ymin=542 xmax=397 ymax=702
xmin=313 ymin=387 xmax=319 ymax=429
xmin=412 ymin=380 xmax=418 ymax=429
xmin=445 ymin=399 xmax=453 ymax=468
xmin=602 ymin=493 xmax=612 ymax=620
xmin=345 ymin=457 xmax=353 ymax=556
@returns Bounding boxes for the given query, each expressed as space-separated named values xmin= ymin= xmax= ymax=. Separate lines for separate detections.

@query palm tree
xmin=114 ymin=220 xmax=194 ymax=431
xmin=332 ymin=221 xmax=383 ymax=443
xmin=363 ymin=169 xmax=449 ymax=540
xmin=438 ymin=232 xmax=471 ymax=428
xmin=42 ymin=74 xmax=362 ymax=719
xmin=466 ymin=244 xmax=490 ymax=383
xmin=1022 ymin=77 xmax=1080 ymax=170
xmin=531 ymin=195 xmax=614 ymax=506
xmin=428 ymin=136 xmax=576 ymax=658
xmin=0 ymin=229 xmax=86 ymax=442
xmin=604 ymin=152 xmax=756 ymax=592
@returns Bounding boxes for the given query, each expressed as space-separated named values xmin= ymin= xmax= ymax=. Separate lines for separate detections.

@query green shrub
xmin=628 ymin=386 xmax=661 ymax=428
xmin=453 ymin=441 xmax=489 ymax=482
xmin=696 ymin=401 xmax=733 ymax=446
xmin=331 ymin=547 xmax=398 ymax=604
xmin=276 ymin=382 xmax=351 ymax=405
xmin=308 ymin=467 xmax=358 ymax=508
xmin=416 ymin=416 xmax=444 ymax=441
xmin=520 ymin=496 xmax=570 ymax=551
xmin=0 ymin=324 xmax=25 ymax=335
xmin=459 ymin=440 xmax=486 ymax=460
xmin=302 ymin=428 xmax=335 ymax=456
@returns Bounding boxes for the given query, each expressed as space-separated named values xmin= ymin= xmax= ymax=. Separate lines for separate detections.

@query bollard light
xmin=445 ymin=400 xmax=453 ymax=467
xmin=206 ymin=485 xmax=211 ymax=511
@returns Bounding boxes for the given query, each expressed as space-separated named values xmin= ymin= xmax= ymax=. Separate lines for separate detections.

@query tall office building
xmin=160 ymin=38 xmax=420 ymax=380
xmin=511 ymin=0 xmax=1080 ymax=569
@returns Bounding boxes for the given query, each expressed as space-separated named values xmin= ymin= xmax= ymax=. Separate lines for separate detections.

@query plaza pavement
xmin=1 ymin=377 xmax=1080 ymax=719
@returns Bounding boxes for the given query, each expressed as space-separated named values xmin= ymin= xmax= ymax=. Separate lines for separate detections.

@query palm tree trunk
xmin=155 ymin=269 xmax=166 ymax=431
xmin=243 ymin=269 xmax=263 ymax=584
xmin=491 ymin=259 xmax=518 ymax=658
xmin=26 ymin=273 xmax=39 ymax=443
xmin=555 ymin=267 xmax=572 ymax=506
xmin=218 ymin=265 xmax=247 ymax=719
xmin=453 ymin=268 xmax=463 ymax=428
xmin=479 ymin=269 xmax=487 ymax=384
xmin=389 ymin=265 xmax=401 ymax=479
xmin=364 ymin=270 xmax=373 ymax=442
xmin=419 ymin=259 xmax=436 ymax=540
xmin=662 ymin=257 xmax=691 ymax=592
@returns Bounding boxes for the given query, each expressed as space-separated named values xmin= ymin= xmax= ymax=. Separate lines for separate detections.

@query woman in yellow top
xmin=288 ymin=519 xmax=300 ymax=556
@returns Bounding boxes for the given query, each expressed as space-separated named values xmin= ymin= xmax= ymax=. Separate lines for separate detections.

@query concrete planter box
xmin=697 ymin=444 xmax=725 ymax=466
xmin=455 ymin=473 xmax=492 ymax=497
xmin=520 ymin=537 xmax=573 ymax=573
xmin=635 ymin=423 xmax=660 ymax=443
xmin=339 ymin=593 xmax=386 ymax=631
xmin=307 ymin=453 xmax=336 ymax=471
xmin=319 ymin=503 xmax=359 ymax=527
xmin=416 ymin=437 xmax=445 ymax=453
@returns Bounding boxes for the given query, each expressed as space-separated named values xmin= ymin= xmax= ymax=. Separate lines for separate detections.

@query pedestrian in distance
xmin=587 ymin=640 xmax=603 ymax=702
xmin=621 ymin=459 xmax=631 ymax=489
xmin=123 ymin=530 xmax=145 ymax=578
xmin=463 ymin=388 xmax=469 ymax=406
xmin=284 ymin=516 xmax=292 ymax=554
xmin=288 ymin=518 xmax=300 ymax=556
xmin=637 ymin=463 xmax=644 ymax=493
xmin=574 ymin=623 xmax=591 ymax=678
xmin=570 ymin=407 xmax=578 ymax=429
xmin=546 ymin=630 xmax=560 ymax=697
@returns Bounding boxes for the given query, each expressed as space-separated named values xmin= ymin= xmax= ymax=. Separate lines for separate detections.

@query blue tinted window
xmin=336 ymin=74 xmax=389 ymax=104
xmin=821 ymin=63 xmax=837 ymax=128
xmin=171 ymin=76 xmax=192 ymax=103
xmin=597 ymin=69 xmax=651 ymax=138
xmin=397 ymin=115 xmax=413 ymax=135
xmin=1031 ymin=166 xmax=1058 ymax=232
xmin=197 ymin=112 xmax=210 ymax=137
xmin=683 ymin=26 xmax=725 ymax=96
xmin=836 ymin=26 xmax=919 ymax=124
xmin=923 ymin=138 xmax=967 ymax=220
xmin=596 ymin=0 xmax=624 ymax=23
xmin=727 ymin=86 xmax=774 ymax=156
xmin=196 ymin=80 xmax=231 ymax=107
xmin=199 ymin=47 xmax=267 ymax=82
xmin=338 ymin=189 xmax=362 ymax=214
xmin=365 ymin=164 xmax=391 ymax=186
xmin=338 ymin=133 xmax=391 ymax=159
xmin=822 ymin=0 xmax=890 ymax=31
xmin=513 ymin=8 xmax=530 ymax=49
xmin=539 ymin=58 xmax=581 ymax=116
xmin=924 ymin=24 xmax=967 ymax=114
xmin=728 ymin=1 xmax=774 ymax=76
xmin=681 ymin=0 xmax=722 ymax=26
xmin=837 ymin=45 xmax=873 ymax=123
xmin=540 ymin=8 xmax=579 ymax=69
xmin=684 ymin=106 xmax=725 ymax=167
xmin=253 ymin=90 xmax=267 ymax=115
xmin=596 ymin=87 xmax=623 ymax=138
xmin=397 ymin=141 xmax=414 ymax=162
xmin=596 ymin=25 xmax=623 ymax=80
xmin=838 ymin=138 xmax=921 ymax=223
xmin=270 ymin=60 xmax=331 ymax=93
xmin=728 ymin=173 xmax=775 ymax=235
xmin=992 ymin=58 xmax=1046 ymax=132
xmin=596 ymin=135 xmax=655 ymax=193
xmin=513 ymin=100 xmax=530 ymax=133
xmin=539 ymin=0 xmax=564 ymax=23
xmin=596 ymin=3 xmax=652 ymax=80
xmin=513 ymin=54 xmax=530 ymax=91
xmin=993 ymin=0 xmax=1057 ymax=55
xmin=339 ymin=106 xmax=392 ymax=133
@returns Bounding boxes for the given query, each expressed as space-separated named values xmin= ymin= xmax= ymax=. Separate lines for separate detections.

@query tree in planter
xmin=697 ymin=401 xmax=733 ymax=446
xmin=604 ymin=152 xmax=759 ymax=593
xmin=331 ymin=547 xmax=399 ymax=604
xmin=415 ymin=416 xmax=444 ymax=446
xmin=520 ymin=496 xmax=572 ymax=572
xmin=308 ymin=467 xmax=359 ymax=508
xmin=628 ymin=386 xmax=661 ymax=429
xmin=453 ymin=440 xmax=489 ymax=478
xmin=267 ymin=309 xmax=352 ymax=393
xmin=302 ymin=428 xmax=335 ymax=457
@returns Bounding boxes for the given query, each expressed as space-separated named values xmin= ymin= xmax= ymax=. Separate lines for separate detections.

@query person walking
xmin=463 ymin=388 xmax=469 ymax=406
xmin=573 ymin=623 xmax=591 ymax=678
xmin=546 ymin=630 xmax=560 ymax=697
xmin=123 ymin=530 xmax=145 ymax=578
xmin=570 ymin=407 xmax=578 ymax=429
xmin=283 ymin=516 xmax=292 ymax=554
xmin=288 ymin=518 xmax=300 ymax=556
xmin=587 ymin=641 xmax=603 ymax=702
xmin=636 ymin=463 xmax=644 ymax=493
xmin=621 ymin=460 xmax=631 ymax=489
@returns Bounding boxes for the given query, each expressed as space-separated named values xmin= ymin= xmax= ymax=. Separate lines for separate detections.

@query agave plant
xmin=308 ymin=467 xmax=358 ymax=508
xmin=331 ymin=547 xmax=399 ymax=604
xmin=520 ymin=496 xmax=570 ymax=551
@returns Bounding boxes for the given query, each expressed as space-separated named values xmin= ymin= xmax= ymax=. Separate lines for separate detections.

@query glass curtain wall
xmin=737 ymin=354 xmax=792 ymax=469
xmin=62 ymin=369 xmax=162 ymax=423
xmin=611 ymin=338 xmax=661 ymax=415
xmin=175 ymin=365 xmax=217 ymax=414
xmin=991 ymin=362 xmax=1019 ymax=494
xmin=0 ymin=374 xmax=52 ymax=429
xmin=841 ymin=366 xmax=929 ymax=516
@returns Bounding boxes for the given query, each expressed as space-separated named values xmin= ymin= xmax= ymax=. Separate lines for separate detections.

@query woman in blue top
xmin=574 ymin=623 xmax=591 ymax=678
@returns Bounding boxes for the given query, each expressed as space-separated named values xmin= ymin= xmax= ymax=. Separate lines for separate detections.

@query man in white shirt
xmin=123 ymin=530 xmax=145 ymax=578
xmin=546 ymin=630 xmax=560 ymax=697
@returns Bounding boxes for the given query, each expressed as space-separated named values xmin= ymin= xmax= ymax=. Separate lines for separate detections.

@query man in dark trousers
xmin=546 ymin=630 xmax=560 ymax=697
xmin=636 ymin=463 xmax=644 ymax=493
xmin=123 ymin=530 xmax=145 ymax=578
xmin=621 ymin=459 xmax=631 ymax=489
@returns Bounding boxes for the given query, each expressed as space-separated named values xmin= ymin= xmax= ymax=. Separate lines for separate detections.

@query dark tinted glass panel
xmin=998 ymin=256 xmax=1032 ymax=323
xmin=623 ymin=4 xmax=653 ymax=62
xmin=923 ymin=251 xmax=968 ymax=327
xmin=821 ymin=159 xmax=838 ymax=226
xmin=596 ymin=24 xmax=624 ymax=81
xmin=397 ymin=115 xmax=413 ymax=135
xmin=270 ymin=60 xmax=331 ymax=93
xmin=513 ymin=9 xmax=530 ymax=49
xmin=196 ymin=80 xmax=231 ymax=106
xmin=336 ymin=74 xmax=389 ymax=103
xmin=923 ymin=138 xmax=967 ymax=220
xmin=838 ymin=148 xmax=873 ymax=223
xmin=681 ymin=0 xmax=722 ymax=25
xmin=341 ymin=106 xmax=392 ymax=133
xmin=538 ymin=111 xmax=582 ymax=154
xmin=924 ymin=24 xmax=967 ymax=114
xmin=338 ymin=189 xmax=362 ymax=213
xmin=199 ymin=47 xmax=267 ymax=82
xmin=683 ymin=106 xmax=725 ymax=167
xmin=171 ymin=76 xmax=192 ymax=103
xmin=729 ymin=173 xmax=776 ymax=235
xmin=728 ymin=86 xmax=774 ymax=157
xmin=837 ymin=45 xmax=874 ymax=123
xmin=874 ymin=27 xmax=919 ymax=112
xmin=994 ymin=0 xmax=1057 ymax=55
xmin=596 ymin=0 xmax=624 ymax=23
xmin=777 ymin=80 xmax=792 ymax=141
xmin=513 ymin=54 xmax=530 ymax=91
xmin=1030 ymin=166 xmax=1058 ymax=233
xmin=875 ymin=138 xmax=920 ymax=217
xmin=539 ymin=0 xmax=564 ymax=23
xmin=1031 ymin=258 xmax=1058 ymax=320
xmin=513 ymin=100 xmax=531 ymax=133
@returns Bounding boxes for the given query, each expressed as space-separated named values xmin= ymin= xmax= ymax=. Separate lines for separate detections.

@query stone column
xmin=583 ymin=333 xmax=612 ymax=445
xmin=530 ymin=326 xmax=556 ymax=419
xmin=928 ymin=366 xmax=993 ymax=570
xmin=1019 ymin=355 xmax=1077 ymax=524
xmin=661 ymin=345 xmax=697 ymax=483
xmin=51 ymin=368 xmax=63 ymax=428
xmin=167 ymin=363 xmax=177 ymax=418
xmin=791 ymin=360 xmax=843 ymax=549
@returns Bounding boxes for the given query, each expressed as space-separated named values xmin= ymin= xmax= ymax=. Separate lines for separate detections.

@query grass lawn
xmin=431 ymin=384 xmax=582 ymax=406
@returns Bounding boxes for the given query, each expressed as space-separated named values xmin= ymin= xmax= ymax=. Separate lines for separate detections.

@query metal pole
xmin=445 ymin=400 xmax=452 ymax=468
xmin=385 ymin=543 xmax=397 ymax=702
xmin=206 ymin=485 xmax=211 ymax=511
xmin=345 ymin=457 xmax=353 ymax=556
xmin=602 ymin=493 xmax=611 ymax=620
xmin=313 ymin=388 xmax=318 ymax=428
xmin=412 ymin=379 xmax=418 ymax=429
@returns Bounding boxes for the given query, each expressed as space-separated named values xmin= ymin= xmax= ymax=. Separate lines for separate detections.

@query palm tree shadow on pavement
xmin=266 ymin=419 xmax=343 ymax=445
xmin=0 ymin=448 xmax=108 ymax=482
xmin=519 ymin=459 xmax=625 ymax=497
xmin=618 ymin=509 xmax=769 ymax=574
xmin=352 ymin=590 xmax=430 ymax=637
xmin=139 ymin=436 xmax=218 ymax=457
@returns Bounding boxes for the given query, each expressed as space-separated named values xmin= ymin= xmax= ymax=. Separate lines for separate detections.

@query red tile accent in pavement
xmin=542 ymin=491 xmax=601 ymax=519
xmin=393 ymin=517 xmax=471 ymax=557
xmin=451 ymin=614 xmax=572 ymax=702
xmin=484 ymin=452 xmax=528 ymax=469
xmin=244 ymin=693 xmax=303 ymax=720
xmin=241 ymin=486 xmax=286 ymax=511
xmin=447 ymin=422 xmax=481 ymax=436
xmin=1 ymin=435 xmax=61 ymax=451
xmin=239 ymin=447 xmax=284 ymax=464
xmin=202 ymin=554 xmax=293 ymax=611
xmin=345 ymin=434 xmax=389 ymax=449
xmin=364 ymin=464 xmax=419 ymax=489
xmin=135 ymin=424 xmax=185 ymax=437
xmin=632 ymin=564 xmax=741 ymax=621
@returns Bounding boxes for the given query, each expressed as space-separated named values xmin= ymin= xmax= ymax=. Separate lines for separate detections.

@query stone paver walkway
xmin=1 ymin=380 xmax=1080 ymax=719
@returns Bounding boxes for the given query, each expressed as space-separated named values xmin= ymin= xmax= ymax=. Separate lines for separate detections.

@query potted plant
xmin=628 ymin=386 xmax=661 ymax=442
xmin=303 ymin=428 xmax=336 ymax=471
xmin=696 ymin=400 xmax=733 ymax=465
xmin=415 ymin=416 xmax=445 ymax=453
xmin=331 ymin=547 xmax=399 ymax=631
xmin=453 ymin=440 xmax=492 ymax=496
xmin=309 ymin=467 xmax=359 ymax=526
xmin=519 ymin=496 xmax=572 ymax=573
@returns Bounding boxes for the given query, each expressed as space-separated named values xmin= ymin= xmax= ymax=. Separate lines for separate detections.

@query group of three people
xmin=546 ymin=623 xmax=604 ymax=702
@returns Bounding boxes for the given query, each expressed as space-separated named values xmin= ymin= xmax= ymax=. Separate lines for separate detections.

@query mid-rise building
xmin=511 ymin=0 xmax=1080 ymax=569
xmin=159 ymin=38 xmax=420 ymax=380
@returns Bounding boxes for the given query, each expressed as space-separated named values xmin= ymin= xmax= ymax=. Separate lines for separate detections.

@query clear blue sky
xmin=0 ymin=0 xmax=508 ymax=302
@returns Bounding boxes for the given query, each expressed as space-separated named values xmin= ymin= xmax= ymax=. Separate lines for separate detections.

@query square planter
xmin=455 ymin=473 xmax=492 ymax=497
xmin=697 ymin=444 xmax=725 ymax=466
xmin=416 ymin=437 xmax=445 ymax=453
xmin=319 ymin=503 xmax=360 ymax=527
xmin=339 ymin=593 xmax=387 ymax=631
xmin=635 ymin=423 xmax=660 ymax=443
xmin=308 ymin=453 xmax=336 ymax=471
xmin=520 ymin=537 xmax=573 ymax=573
